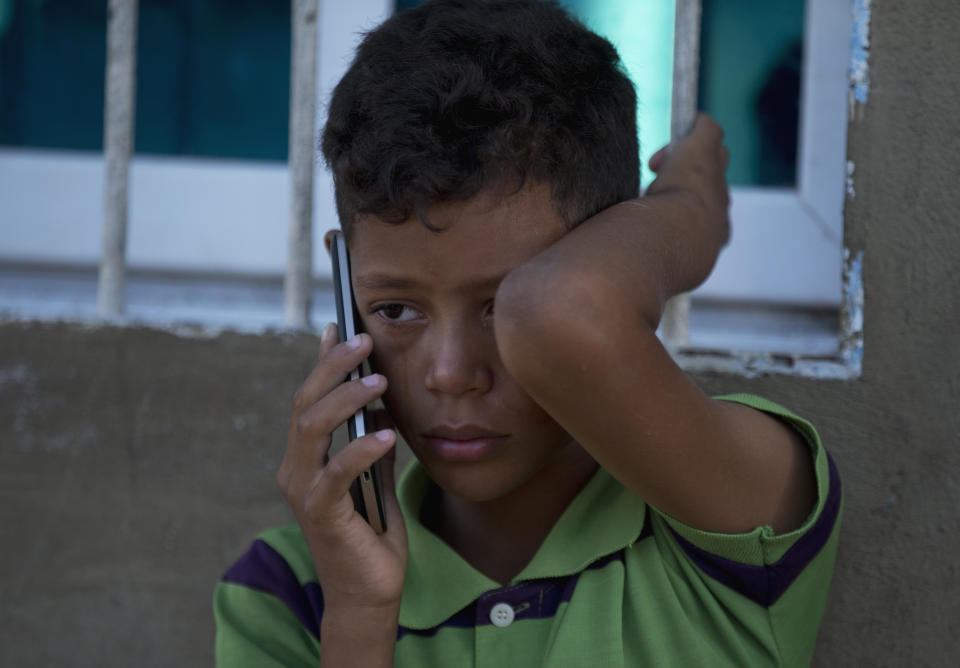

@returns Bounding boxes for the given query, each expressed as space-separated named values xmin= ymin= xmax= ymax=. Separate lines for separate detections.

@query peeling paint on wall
xmin=685 ymin=247 xmax=864 ymax=380
xmin=674 ymin=246 xmax=867 ymax=380
xmin=841 ymin=248 xmax=865 ymax=373
xmin=846 ymin=160 xmax=856 ymax=199
xmin=849 ymin=0 xmax=872 ymax=115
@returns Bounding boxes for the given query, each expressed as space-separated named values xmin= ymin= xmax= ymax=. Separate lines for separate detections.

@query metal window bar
xmin=285 ymin=0 xmax=319 ymax=328
xmin=97 ymin=0 xmax=138 ymax=318
xmin=661 ymin=0 xmax=702 ymax=349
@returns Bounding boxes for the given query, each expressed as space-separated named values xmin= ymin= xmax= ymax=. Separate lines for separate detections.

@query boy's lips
xmin=421 ymin=424 xmax=508 ymax=461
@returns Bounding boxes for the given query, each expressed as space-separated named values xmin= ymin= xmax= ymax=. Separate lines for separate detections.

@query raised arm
xmin=494 ymin=115 xmax=816 ymax=535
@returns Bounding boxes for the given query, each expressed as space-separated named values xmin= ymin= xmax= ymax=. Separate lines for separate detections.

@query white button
xmin=489 ymin=602 xmax=515 ymax=628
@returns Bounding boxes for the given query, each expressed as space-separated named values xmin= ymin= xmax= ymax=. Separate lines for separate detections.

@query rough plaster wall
xmin=1 ymin=1 xmax=959 ymax=666
xmin=831 ymin=0 xmax=960 ymax=662
xmin=1 ymin=326 xmax=317 ymax=666
xmin=695 ymin=0 xmax=960 ymax=663
xmin=0 ymin=324 xmax=414 ymax=666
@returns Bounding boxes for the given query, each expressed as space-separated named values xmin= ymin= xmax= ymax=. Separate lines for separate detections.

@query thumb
xmin=648 ymin=145 xmax=671 ymax=173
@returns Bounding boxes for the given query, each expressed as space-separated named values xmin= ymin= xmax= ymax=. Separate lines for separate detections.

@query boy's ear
xmin=322 ymin=229 xmax=341 ymax=256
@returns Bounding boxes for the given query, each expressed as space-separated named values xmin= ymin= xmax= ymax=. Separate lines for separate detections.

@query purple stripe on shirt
xmin=669 ymin=453 xmax=842 ymax=607
xmin=476 ymin=549 xmax=628 ymax=626
xmin=396 ymin=603 xmax=479 ymax=640
xmin=222 ymin=539 xmax=325 ymax=640
xmin=224 ymin=513 xmax=652 ymax=642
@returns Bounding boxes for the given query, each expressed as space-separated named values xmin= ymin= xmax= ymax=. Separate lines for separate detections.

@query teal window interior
xmin=0 ymin=1 xmax=107 ymax=153
xmin=0 ymin=0 xmax=290 ymax=161
xmin=699 ymin=0 xmax=804 ymax=186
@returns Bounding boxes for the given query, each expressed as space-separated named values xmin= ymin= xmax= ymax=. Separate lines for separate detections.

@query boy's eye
xmin=373 ymin=303 xmax=421 ymax=323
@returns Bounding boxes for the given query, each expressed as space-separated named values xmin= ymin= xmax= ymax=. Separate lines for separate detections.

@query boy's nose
xmin=424 ymin=326 xmax=494 ymax=397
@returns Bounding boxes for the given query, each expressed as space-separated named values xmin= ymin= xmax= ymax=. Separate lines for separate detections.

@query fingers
xmin=280 ymin=379 xmax=392 ymax=517
xmin=648 ymin=145 xmax=670 ymax=173
xmin=290 ymin=372 xmax=388 ymax=471
xmin=317 ymin=321 xmax=338 ymax=359
xmin=672 ymin=114 xmax=725 ymax=163
xmin=648 ymin=113 xmax=727 ymax=178
xmin=293 ymin=331 xmax=374 ymax=421
xmin=693 ymin=112 xmax=723 ymax=139
xmin=280 ymin=327 xmax=385 ymax=498
xmin=310 ymin=429 xmax=397 ymax=513
xmin=279 ymin=322 xmax=406 ymax=561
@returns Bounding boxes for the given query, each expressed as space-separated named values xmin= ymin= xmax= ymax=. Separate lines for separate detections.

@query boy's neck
xmin=423 ymin=444 xmax=598 ymax=585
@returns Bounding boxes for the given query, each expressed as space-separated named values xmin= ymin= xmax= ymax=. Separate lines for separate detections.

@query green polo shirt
xmin=215 ymin=394 xmax=842 ymax=667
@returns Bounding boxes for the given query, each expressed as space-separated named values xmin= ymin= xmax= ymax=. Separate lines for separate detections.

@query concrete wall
xmin=2 ymin=0 xmax=959 ymax=665
xmin=1 ymin=326 xmax=310 ymax=665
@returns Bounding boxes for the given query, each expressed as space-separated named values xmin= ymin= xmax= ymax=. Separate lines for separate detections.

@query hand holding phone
xmin=276 ymin=232 xmax=406 ymax=639
xmin=330 ymin=231 xmax=388 ymax=534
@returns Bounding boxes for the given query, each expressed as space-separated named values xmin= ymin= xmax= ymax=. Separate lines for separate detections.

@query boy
xmin=215 ymin=1 xmax=841 ymax=666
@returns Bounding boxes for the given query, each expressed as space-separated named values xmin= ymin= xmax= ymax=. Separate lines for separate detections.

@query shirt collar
xmin=396 ymin=460 xmax=647 ymax=630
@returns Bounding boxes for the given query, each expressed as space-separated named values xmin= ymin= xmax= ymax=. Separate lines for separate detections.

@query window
xmin=1 ymin=0 xmax=859 ymax=376
xmin=689 ymin=0 xmax=853 ymax=368
xmin=1 ymin=0 xmax=393 ymax=330
xmin=693 ymin=0 xmax=849 ymax=310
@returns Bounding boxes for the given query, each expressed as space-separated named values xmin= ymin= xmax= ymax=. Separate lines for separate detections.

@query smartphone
xmin=330 ymin=231 xmax=387 ymax=534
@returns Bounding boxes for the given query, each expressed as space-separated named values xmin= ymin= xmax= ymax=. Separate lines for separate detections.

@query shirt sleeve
xmin=648 ymin=393 xmax=843 ymax=666
xmin=214 ymin=528 xmax=324 ymax=667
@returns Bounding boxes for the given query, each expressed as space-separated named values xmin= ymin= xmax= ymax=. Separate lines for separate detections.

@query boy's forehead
xmin=348 ymin=184 xmax=567 ymax=285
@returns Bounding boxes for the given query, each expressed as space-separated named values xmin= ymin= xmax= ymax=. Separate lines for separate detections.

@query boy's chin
xmin=417 ymin=457 xmax=534 ymax=504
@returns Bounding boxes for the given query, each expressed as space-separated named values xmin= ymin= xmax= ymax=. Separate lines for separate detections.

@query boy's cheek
xmin=379 ymin=382 xmax=422 ymax=449
xmin=369 ymin=337 xmax=415 ymax=378
xmin=368 ymin=347 xmax=421 ymax=419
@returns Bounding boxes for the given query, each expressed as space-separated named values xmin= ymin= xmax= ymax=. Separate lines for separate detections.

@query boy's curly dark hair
xmin=321 ymin=0 xmax=639 ymax=234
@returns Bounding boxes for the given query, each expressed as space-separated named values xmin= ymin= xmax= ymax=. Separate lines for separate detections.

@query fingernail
xmin=320 ymin=322 xmax=336 ymax=345
xmin=361 ymin=373 xmax=382 ymax=388
xmin=347 ymin=333 xmax=364 ymax=349
xmin=375 ymin=429 xmax=394 ymax=442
